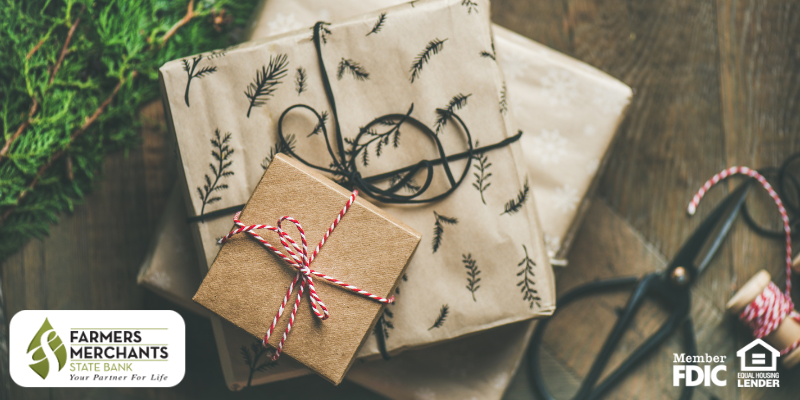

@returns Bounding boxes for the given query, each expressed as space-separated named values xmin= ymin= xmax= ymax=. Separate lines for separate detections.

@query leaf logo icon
xmin=26 ymin=318 xmax=66 ymax=379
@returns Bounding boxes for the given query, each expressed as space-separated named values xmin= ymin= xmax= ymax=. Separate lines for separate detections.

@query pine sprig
xmin=0 ymin=0 xmax=258 ymax=261
xmin=261 ymin=133 xmax=296 ymax=170
xmin=434 ymin=93 xmax=471 ymax=134
xmin=342 ymin=105 xmax=411 ymax=168
xmin=182 ymin=54 xmax=217 ymax=106
xmin=337 ymin=58 xmax=370 ymax=81
xmin=295 ymin=67 xmax=308 ymax=95
xmin=516 ymin=245 xmax=541 ymax=309
xmin=389 ymin=171 xmax=421 ymax=193
xmin=428 ymin=304 xmax=449 ymax=330
xmin=432 ymin=211 xmax=458 ymax=253
xmin=307 ymin=111 xmax=329 ymax=137
xmin=367 ymin=12 xmax=387 ymax=36
xmin=198 ymin=129 xmax=234 ymax=217
xmin=471 ymin=141 xmax=492 ymax=205
xmin=501 ymin=178 xmax=530 ymax=215
xmin=463 ymin=254 xmax=481 ymax=301
xmin=462 ymin=0 xmax=479 ymax=13
xmin=245 ymin=53 xmax=289 ymax=117
xmin=240 ymin=340 xmax=277 ymax=388
xmin=410 ymin=38 xmax=447 ymax=83
xmin=499 ymin=83 xmax=508 ymax=115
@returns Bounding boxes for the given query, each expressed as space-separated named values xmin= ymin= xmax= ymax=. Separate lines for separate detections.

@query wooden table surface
xmin=3 ymin=0 xmax=800 ymax=399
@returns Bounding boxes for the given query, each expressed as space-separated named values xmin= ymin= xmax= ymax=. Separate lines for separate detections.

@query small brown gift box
xmin=193 ymin=154 xmax=421 ymax=384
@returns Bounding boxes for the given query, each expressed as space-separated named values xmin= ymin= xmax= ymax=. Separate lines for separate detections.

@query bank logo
xmin=737 ymin=339 xmax=779 ymax=372
xmin=26 ymin=318 xmax=67 ymax=379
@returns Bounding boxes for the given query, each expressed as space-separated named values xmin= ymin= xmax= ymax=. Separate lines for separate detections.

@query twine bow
xmin=218 ymin=190 xmax=393 ymax=360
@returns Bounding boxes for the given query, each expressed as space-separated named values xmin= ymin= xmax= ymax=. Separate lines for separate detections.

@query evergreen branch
xmin=463 ymin=253 xmax=481 ymax=301
xmin=434 ymin=93 xmax=471 ymax=134
xmin=471 ymin=141 xmax=491 ymax=205
xmin=462 ymin=0 xmax=479 ymax=13
xmin=432 ymin=211 xmax=458 ymax=253
xmin=183 ymin=55 xmax=217 ymax=106
xmin=516 ymin=245 xmax=540 ymax=309
xmin=161 ymin=0 xmax=197 ymax=43
xmin=410 ymin=38 xmax=447 ymax=83
xmin=0 ymin=5 xmax=85 ymax=163
xmin=295 ymin=67 xmax=307 ymax=95
xmin=197 ymin=129 xmax=234 ymax=217
xmin=428 ymin=304 xmax=449 ymax=330
xmin=501 ymin=178 xmax=530 ymax=215
xmin=389 ymin=171 xmax=421 ymax=193
xmin=337 ymin=58 xmax=370 ymax=81
xmin=245 ymin=53 xmax=289 ymax=117
xmin=261 ymin=133 xmax=296 ymax=170
xmin=0 ymin=72 xmax=134 ymax=228
xmin=367 ymin=12 xmax=387 ymax=36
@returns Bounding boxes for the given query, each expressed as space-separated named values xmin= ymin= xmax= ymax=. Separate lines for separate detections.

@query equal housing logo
xmin=673 ymin=338 xmax=781 ymax=389
xmin=10 ymin=310 xmax=185 ymax=387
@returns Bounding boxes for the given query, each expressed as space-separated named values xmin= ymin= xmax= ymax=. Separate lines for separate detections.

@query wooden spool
xmin=727 ymin=270 xmax=800 ymax=368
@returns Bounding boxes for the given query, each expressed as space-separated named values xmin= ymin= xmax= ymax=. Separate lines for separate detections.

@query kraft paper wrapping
xmin=193 ymin=155 xmax=420 ymax=384
xmin=253 ymin=0 xmax=631 ymax=264
xmin=160 ymin=0 xmax=554 ymax=368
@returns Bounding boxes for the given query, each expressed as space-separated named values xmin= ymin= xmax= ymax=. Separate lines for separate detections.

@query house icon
xmin=737 ymin=339 xmax=780 ymax=372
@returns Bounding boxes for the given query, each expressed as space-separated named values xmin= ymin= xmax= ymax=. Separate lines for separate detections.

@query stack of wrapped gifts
xmin=139 ymin=0 xmax=631 ymax=397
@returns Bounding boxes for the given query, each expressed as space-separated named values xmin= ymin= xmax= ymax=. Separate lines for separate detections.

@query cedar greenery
xmin=463 ymin=253 xmax=481 ymax=301
xmin=240 ymin=340 xmax=277 ymax=388
xmin=432 ymin=211 xmax=458 ymax=253
xmin=295 ymin=67 xmax=307 ymax=95
xmin=367 ymin=12 xmax=387 ymax=36
xmin=501 ymin=176 xmax=529 ymax=215
xmin=434 ymin=93 xmax=471 ymax=134
xmin=471 ymin=141 xmax=491 ymax=205
xmin=0 ymin=0 xmax=258 ymax=261
xmin=410 ymin=38 xmax=447 ymax=83
xmin=260 ymin=133 xmax=296 ymax=170
xmin=182 ymin=54 xmax=217 ymax=106
xmin=517 ymin=244 xmax=540 ymax=309
xmin=337 ymin=58 xmax=370 ymax=81
xmin=197 ymin=129 xmax=234 ymax=217
xmin=244 ymin=53 xmax=289 ymax=118
xmin=428 ymin=304 xmax=449 ymax=330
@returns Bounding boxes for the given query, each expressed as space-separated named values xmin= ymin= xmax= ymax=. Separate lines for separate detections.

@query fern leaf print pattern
xmin=197 ymin=129 xmax=234 ymax=218
xmin=517 ymin=245 xmax=541 ymax=309
xmin=295 ymin=67 xmax=308 ymax=95
xmin=501 ymin=177 xmax=530 ymax=215
xmin=410 ymin=38 xmax=447 ymax=83
xmin=337 ymin=58 xmax=370 ymax=81
xmin=434 ymin=93 xmax=471 ymax=134
xmin=471 ymin=141 xmax=491 ymax=205
xmin=240 ymin=340 xmax=278 ymax=388
xmin=499 ymin=82 xmax=508 ymax=115
xmin=463 ymin=253 xmax=481 ymax=301
xmin=428 ymin=304 xmax=449 ymax=330
xmin=432 ymin=211 xmax=458 ymax=253
xmin=182 ymin=55 xmax=217 ymax=107
xmin=367 ymin=12 xmax=387 ymax=36
xmin=244 ymin=53 xmax=289 ymax=118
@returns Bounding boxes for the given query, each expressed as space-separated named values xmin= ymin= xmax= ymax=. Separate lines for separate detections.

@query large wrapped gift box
xmin=159 ymin=0 xmax=554 ymax=366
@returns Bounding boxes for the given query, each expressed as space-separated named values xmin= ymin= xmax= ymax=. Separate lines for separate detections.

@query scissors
xmin=528 ymin=179 xmax=754 ymax=400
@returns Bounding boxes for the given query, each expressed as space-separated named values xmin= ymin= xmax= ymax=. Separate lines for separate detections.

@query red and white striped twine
xmin=688 ymin=166 xmax=800 ymax=355
xmin=218 ymin=190 xmax=394 ymax=360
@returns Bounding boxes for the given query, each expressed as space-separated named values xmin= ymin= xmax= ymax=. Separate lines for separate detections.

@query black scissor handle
xmin=529 ymin=274 xmax=695 ymax=400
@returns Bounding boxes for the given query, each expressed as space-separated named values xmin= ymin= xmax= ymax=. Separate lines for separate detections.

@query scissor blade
xmin=670 ymin=180 xmax=753 ymax=282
